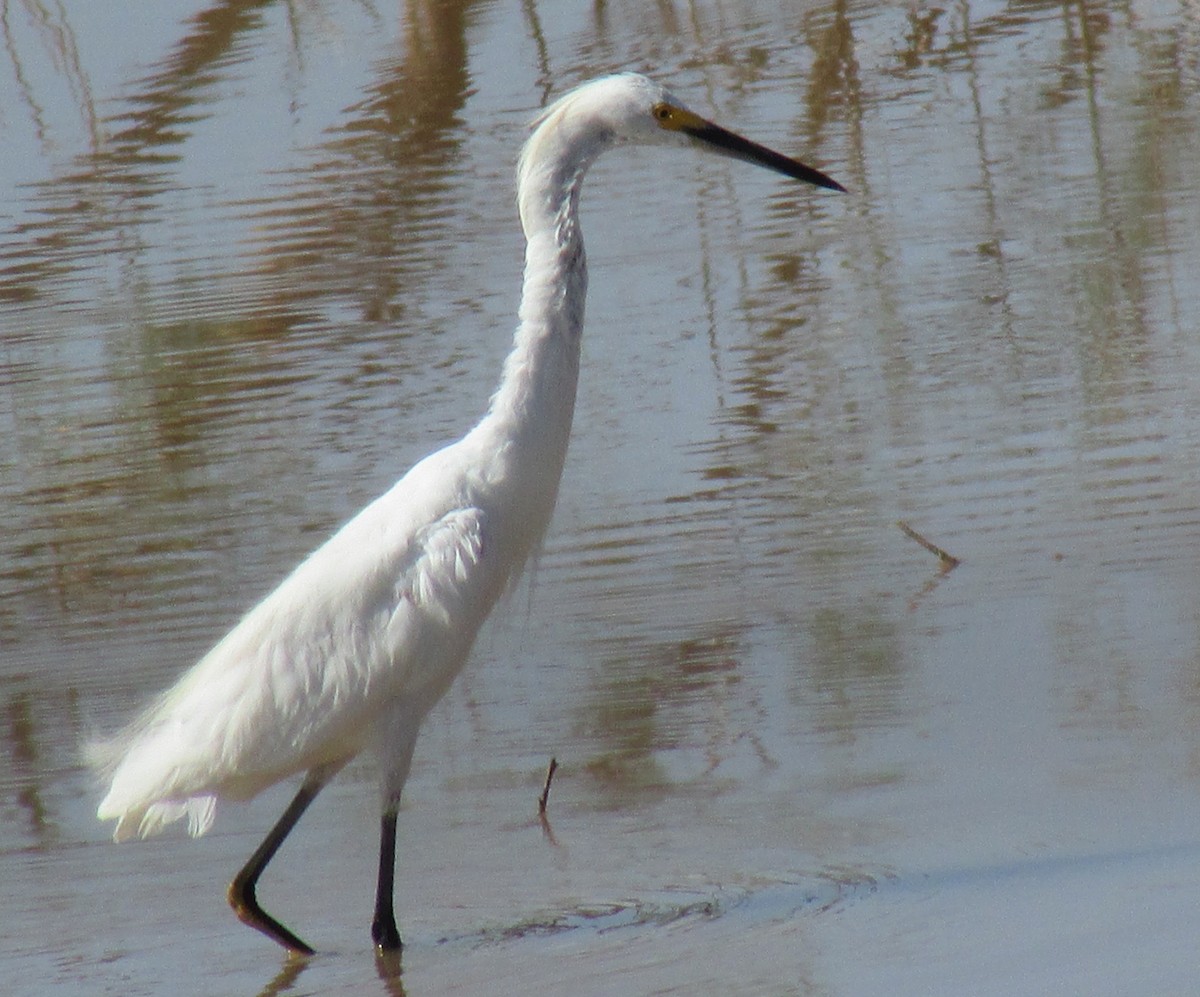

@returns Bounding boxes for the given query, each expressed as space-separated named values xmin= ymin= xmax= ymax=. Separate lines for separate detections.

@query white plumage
xmin=93 ymin=72 xmax=842 ymax=955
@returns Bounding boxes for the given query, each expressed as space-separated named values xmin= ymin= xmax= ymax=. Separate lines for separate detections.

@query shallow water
xmin=3 ymin=1 xmax=1200 ymax=994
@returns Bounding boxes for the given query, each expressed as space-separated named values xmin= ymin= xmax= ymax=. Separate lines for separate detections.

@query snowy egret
xmin=92 ymin=72 xmax=843 ymax=957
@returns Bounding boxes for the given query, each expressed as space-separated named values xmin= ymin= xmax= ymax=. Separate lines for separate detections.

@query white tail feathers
xmin=100 ymin=794 xmax=218 ymax=842
xmin=88 ymin=713 xmax=220 ymax=842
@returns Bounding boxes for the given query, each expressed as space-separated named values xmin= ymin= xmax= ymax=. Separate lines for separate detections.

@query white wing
xmin=95 ymin=463 xmax=497 ymax=840
xmin=401 ymin=506 xmax=487 ymax=627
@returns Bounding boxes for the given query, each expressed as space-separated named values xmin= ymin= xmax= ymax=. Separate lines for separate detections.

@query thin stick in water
xmin=897 ymin=520 xmax=961 ymax=570
xmin=538 ymin=757 xmax=559 ymax=815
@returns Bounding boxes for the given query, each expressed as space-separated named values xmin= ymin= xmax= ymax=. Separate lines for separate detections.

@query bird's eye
xmin=652 ymin=104 xmax=674 ymax=124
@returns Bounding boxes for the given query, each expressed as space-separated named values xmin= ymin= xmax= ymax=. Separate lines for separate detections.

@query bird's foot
xmin=371 ymin=911 xmax=402 ymax=953
xmin=228 ymin=877 xmax=315 ymax=956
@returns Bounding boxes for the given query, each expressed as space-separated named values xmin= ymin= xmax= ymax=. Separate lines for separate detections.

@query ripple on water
xmin=435 ymin=868 xmax=880 ymax=952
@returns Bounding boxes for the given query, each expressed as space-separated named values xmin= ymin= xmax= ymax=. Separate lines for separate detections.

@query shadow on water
xmin=251 ymin=949 xmax=407 ymax=997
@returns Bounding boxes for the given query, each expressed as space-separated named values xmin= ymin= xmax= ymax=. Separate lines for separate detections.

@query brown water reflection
xmin=3 ymin=1 xmax=1200 ymax=994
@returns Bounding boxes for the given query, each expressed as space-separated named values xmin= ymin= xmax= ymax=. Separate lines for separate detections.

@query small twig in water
xmin=537 ymin=757 xmax=558 ymax=815
xmin=897 ymin=521 xmax=961 ymax=571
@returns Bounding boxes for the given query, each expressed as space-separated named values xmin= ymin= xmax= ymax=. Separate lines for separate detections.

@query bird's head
xmin=522 ymin=73 xmax=845 ymax=194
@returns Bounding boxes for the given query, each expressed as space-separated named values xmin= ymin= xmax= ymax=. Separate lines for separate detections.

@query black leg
xmin=228 ymin=775 xmax=325 ymax=955
xmin=371 ymin=809 xmax=402 ymax=953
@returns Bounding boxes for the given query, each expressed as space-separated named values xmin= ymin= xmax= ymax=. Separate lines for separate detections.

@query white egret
xmin=93 ymin=72 xmax=843 ymax=956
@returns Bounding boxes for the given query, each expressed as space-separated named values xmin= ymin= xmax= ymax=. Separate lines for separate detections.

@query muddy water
xmin=4 ymin=2 xmax=1200 ymax=994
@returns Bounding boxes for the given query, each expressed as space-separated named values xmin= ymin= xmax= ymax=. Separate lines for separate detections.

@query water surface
xmin=3 ymin=1 xmax=1200 ymax=994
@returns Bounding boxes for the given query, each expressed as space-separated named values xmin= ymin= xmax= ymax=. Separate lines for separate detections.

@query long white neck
xmin=484 ymin=188 xmax=585 ymax=452
xmin=480 ymin=107 xmax=612 ymax=466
